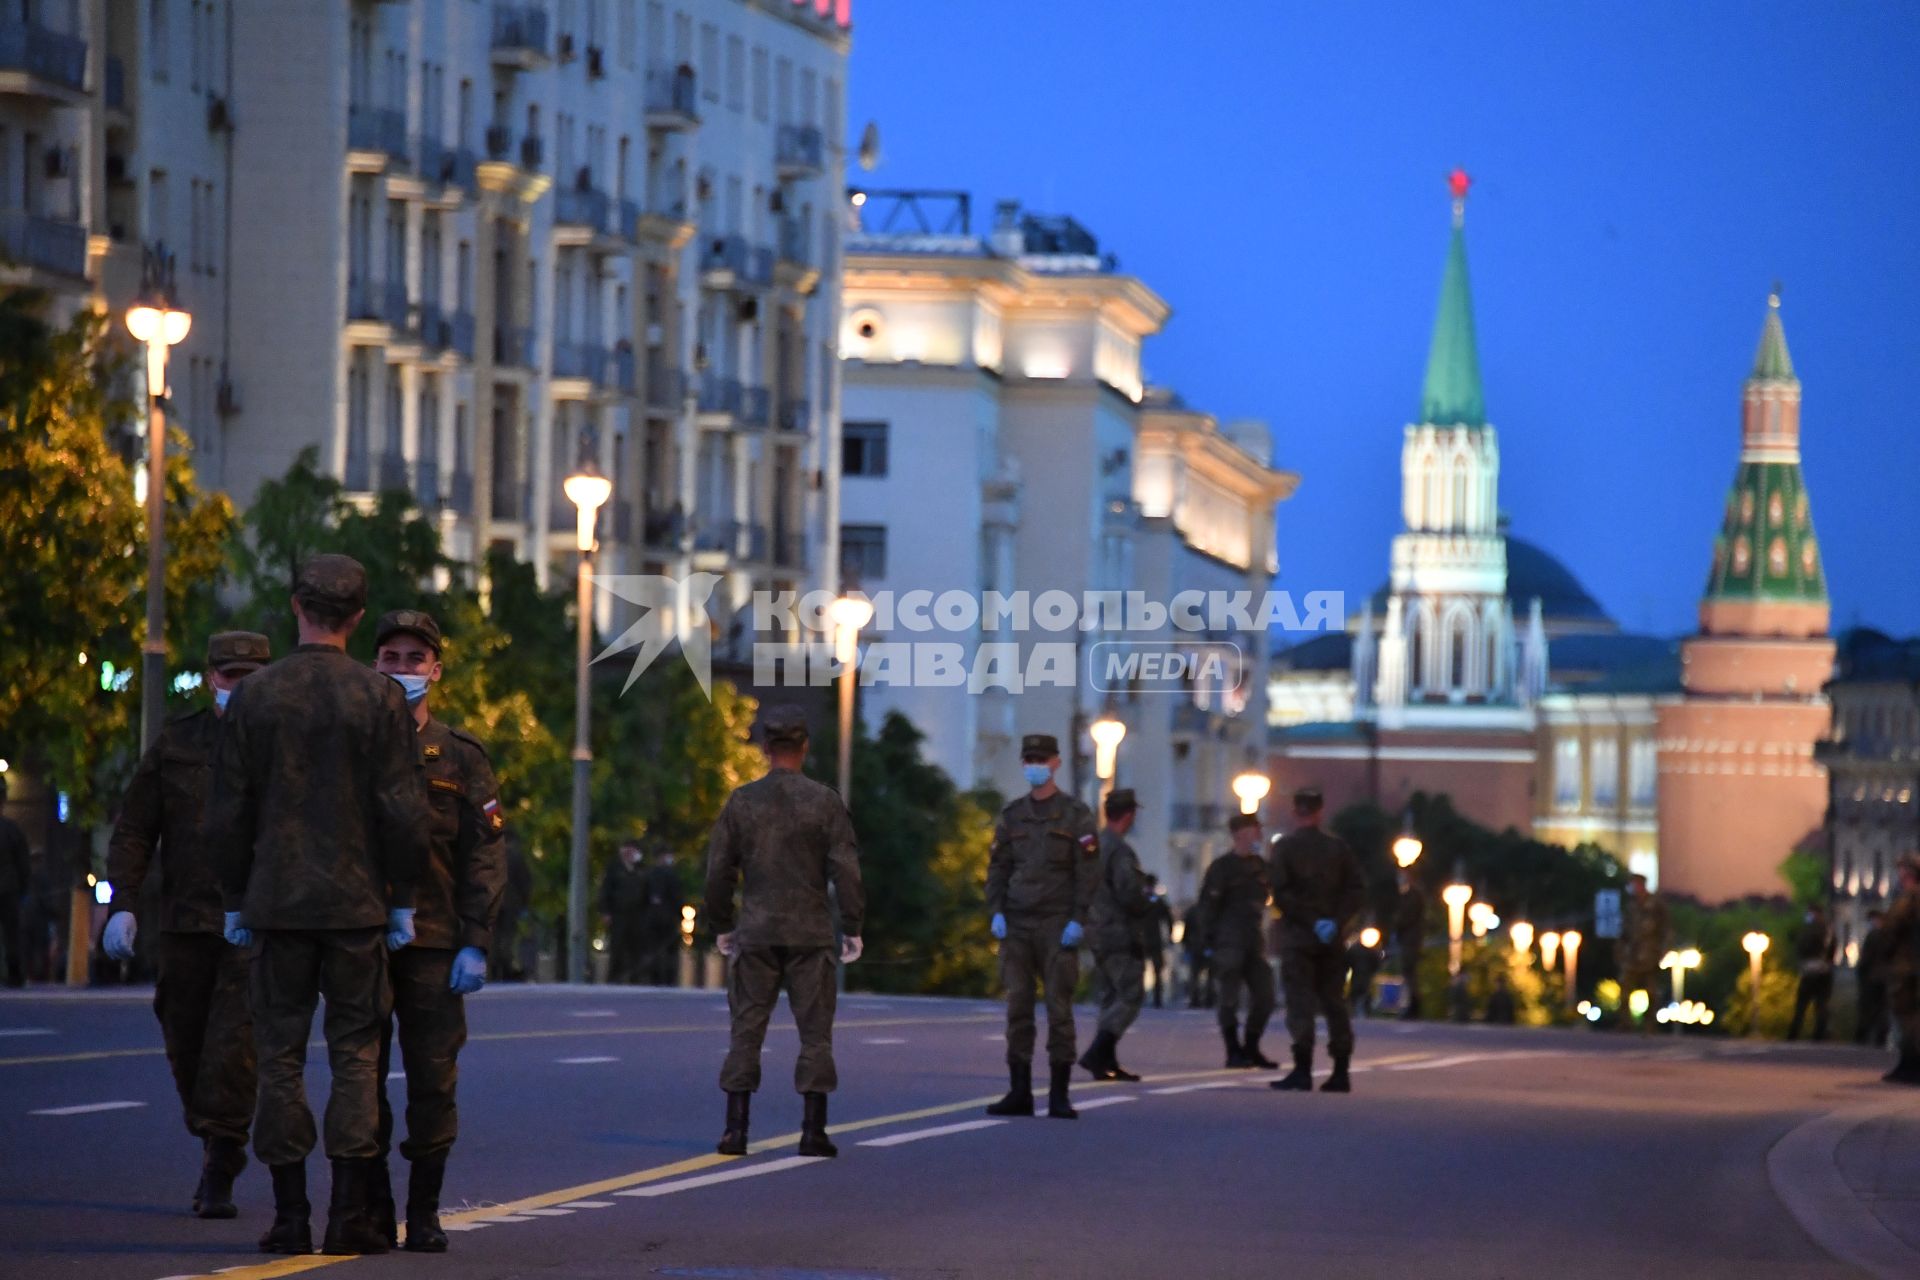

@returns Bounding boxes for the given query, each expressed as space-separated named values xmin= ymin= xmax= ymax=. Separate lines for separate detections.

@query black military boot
xmin=1884 ymin=1050 xmax=1920 ymax=1085
xmin=985 ymin=1062 xmax=1035 ymax=1117
xmin=1321 ymin=1052 xmax=1353 ymax=1093
xmin=195 ymin=1138 xmax=245 ymax=1220
xmin=403 ymin=1153 xmax=449 ymax=1252
xmin=1270 ymin=1045 xmax=1314 ymax=1092
xmin=1222 ymin=1022 xmax=1251 ymax=1068
xmin=1242 ymin=1036 xmax=1279 ymax=1071
xmin=1078 ymin=1030 xmax=1118 ymax=1081
xmin=1106 ymin=1038 xmax=1142 ymax=1084
xmin=717 ymin=1091 xmax=751 ymax=1155
xmin=369 ymin=1155 xmax=397 ymax=1247
xmin=258 ymin=1162 xmax=312 ymax=1255
xmin=1047 ymin=1062 xmax=1078 ymax=1119
xmin=797 ymin=1092 xmax=838 ymax=1158
xmin=321 ymin=1158 xmax=390 ymax=1256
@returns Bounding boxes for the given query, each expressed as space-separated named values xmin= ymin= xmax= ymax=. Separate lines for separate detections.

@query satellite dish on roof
xmin=858 ymin=121 xmax=881 ymax=172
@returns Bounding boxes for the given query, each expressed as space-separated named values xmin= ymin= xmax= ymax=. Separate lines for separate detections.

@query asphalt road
xmin=1 ymin=984 xmax=1914 ymax=1280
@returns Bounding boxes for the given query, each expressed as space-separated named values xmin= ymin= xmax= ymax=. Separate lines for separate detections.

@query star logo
xmin=588 ymin=573 xmax=725 ymax=698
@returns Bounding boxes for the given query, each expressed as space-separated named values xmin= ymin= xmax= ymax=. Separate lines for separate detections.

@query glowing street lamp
xmin=1742 ymin=931 xmax=1771 ymax=1036
xmin=828 ymin=594 xmax=875 ymax=807
xmin=562 ymin=462 xmax=613 ymax=985
xmin=1467 ymin=901 xmax=1494 ymax=939
xmin=1561 ymin=929 xmax=1583 ymax=1011
xmin=1441 ymin=881 xmax=1473 ymax=975
xmin=1510 ymin=920 xmax=1535 ymax=960
xmin=1089 ymin=716 xmax=1126 ymax=827
xmin=1540 ymin=930 xmax=1562 ymax=972
xmin=1391 ymin=832 xmax=1424 ymax=869
xmin=1359 ymin=926 xmax=1382 ymax=950
xmin=1661 ymin=947 xmax=1703 ymax=1009
xmin=1231 ymin=770 xmax=1270 ymax=817
xmin=126 ymin=252 xmax=192 ymax=758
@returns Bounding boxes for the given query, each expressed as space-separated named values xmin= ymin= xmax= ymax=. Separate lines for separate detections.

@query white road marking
xmin=30 ymin=1100 xmax=146 ymax=1116
xmin=1072 ymin=1095 xmax=1137 ymax=1110
xmin=1387 ymin=1050 xmax=1561 ymax=1072
xmin=386 ymin=1071 xmax=406 ymax=1080
xmin=861 ymin=1037 xmax=907 ymax=1045
xmin=479 ymin=1213 xmax=536 ymax=1222
xmin=555 ymin=1056 xmax=619 ymax=1065
xmin=440 ymin=1222 xmax=491 ymax=1232
xmin=858 ymin=1119 xmax=1007 ymax=1148
xmin=0 ymin=1028 xmax=54 ymax=1037
xmin=982 ymin=1033 xmax=1004 ymax=1041
xmin=568 ymin=1010 xmax=618 ymax=1018
xmin=558 ymin=1200 xmax=618 ymax=1209
xmin=1149 ymin=1080 xmax=1241 ymax=1095
xmin=517 ymin=1207 xmax=575 ymax=1217
xmin=615 ymin=1155 xmax=822 ymax=1197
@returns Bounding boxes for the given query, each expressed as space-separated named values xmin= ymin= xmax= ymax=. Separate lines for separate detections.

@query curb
xmin=1767 ymin=1090 xmax=1920 ymax=1279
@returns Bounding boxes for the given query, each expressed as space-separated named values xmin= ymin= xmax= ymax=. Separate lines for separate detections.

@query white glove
xmin=715 ymin=931 xmax=738 ymax=958
xmin=840 ymin=936 xmax=863 ymax=964
xmin=102 ymin=912 xmax=138 ymax=961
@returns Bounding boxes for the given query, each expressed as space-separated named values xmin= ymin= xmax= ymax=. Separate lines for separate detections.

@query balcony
xmin=553 ymin=184 xmax=613 ymax=246
xmin=519 ymin=134 xmax=543 ymax=172
xmin=344 ymin=446 xmax=372 ymax=492
xmin=490 ymin=4 xmax=551 ymax=70
xmin=384 ymin=282 xmax=412 ymax=332
xmin=449 ymin=310 xmax=476 ymax=359
xmin=693 ymin=520 xmax=735 ymax=554
xmin=448 ymin=469 xmax=474 ymax=515
xmin=0 ymin=210 xmax=88 ymax=283
xmin=0 ymin=20 xmax=88 ymax=104
xmin=485 ymin=123 xmax=515 ymax=162
xmin=492 ymin=477 xmax=526 ymax=521
xmin=551 ymin=342 xmax=605 ymax=385
xmin=611 ymin=499 xmax=632 ymax=544
xmin=418 ymin=138 xmax=475 ymax=191
xmin=778 ymin=397 xmax=810 ymax=433
xmin=738 ymin=385 xmax=770 ymax=429
xmin=493 ymin=324 xmax=533 ymax=368
xmin=642 ymin=504 xmax=683 ymax=549
xmin=378 ymin=452 xmax=409 ymax=493
xmin=644 ymin=360 xmax=684 ymax=412
xmin=696 ymin=373 xmax=741 ymax=418
xmin=346 ymin=279 xmax=384 ymax=325
xmin=418 ymin=302 xmax=448 ymax=350
xmin=777 ymin=218 xmax=812 ymax=267
xmin=348 ymin=105 xmax=409 ymax=169
xmin=773 ymin=529 xmax=806 ymax=570
xmin=645 ymin=65 xmax=699 ymax=130
xmin=776 ymin=124 xmax=825 ymax=180
xmin=744 ymin=245 xmax=775 ymax=288
xmin=608 ymin=345 xmax=636 ymax=394
xmin=699 ymin=233 xmax=746 ymax=283
xmin=104 ymin=55 xmax=125 ymax=114
xmin=415 ymin=459 xmax=442 ymax=509
xmin=616 ymin=197 xmax=641 ymax=243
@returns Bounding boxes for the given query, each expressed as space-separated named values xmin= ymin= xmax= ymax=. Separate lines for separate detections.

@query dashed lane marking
xmin=857 ymin=1119 xmax=1007 ymax=1148
xmin=30 ymin=1099 xmax=147 ymax=1116
xmin=1148 ymin=1080 xmax=1241 ymax=1095
xmin=614 ymin=1155 xmax=824 ymax=1197
xmin=1073 ymin=1095 xmax=1137 ymax=1110
xmin=0 ymin=1027 xmax=54 ymax=1037
xmin=556 ymin=1056 xmax=620 ymax=1065
xmin=568 ymin=1010 xmax=618 ymax=1018
xmin=861 ymin=1037 xmax=907 ymax=1045
xmin=517 ymin=1208 xmax=575 ymax=1217
xmin=557 ymin=1200 xmax=617 ymax=1209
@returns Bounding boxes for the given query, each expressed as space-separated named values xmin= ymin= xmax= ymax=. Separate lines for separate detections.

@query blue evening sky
xmin=844 ymin=1 xmax=1920 ymax=637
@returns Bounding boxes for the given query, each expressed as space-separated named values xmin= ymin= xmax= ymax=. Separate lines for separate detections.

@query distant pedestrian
xmin=1140 ymin=874 xmax=1174 ymax=1008
xmin=1787 ymin=904 xmax=1835 ymax=1042
xmin=1619 ymin=874 xmax=1669 ymax=1031
xmin=103 ymin=631 xmax=270 ymax=1219
xmin=1345 ymin=932 xmax=1383 ymax=1017
xmin=1267 ymin=788 xmax=1366 ymax=1094
xmin=1196 ymin=813 xmax=1278 ymax=1071
xmin=1485 ymin=971 xmax=1517 ymax=1025
xmin=1182 ymin=904 xmax=1215 ymax=1009
xmin=1080 ymin=788 xmax=1149 ymax=1083
xmin=1883 ymin=855 xmax=1920 ymax=1084
xmin=706 ymin=706 xmax=864 ymax=1157
xmin=600 ymin=841 xmax=650 ymax=984
xmin=984 ymin=732 xmax=1097 ymax=1121
xmin=641 ymin=845 xmax=686 ymax=986
xmin=1393 ymin=868 xmax=1426 ymax=1019
xmin=0 ymin=775 xmax=31 ymax=988
xmin=1857 ymin=909 xmax=1892 ymax=1048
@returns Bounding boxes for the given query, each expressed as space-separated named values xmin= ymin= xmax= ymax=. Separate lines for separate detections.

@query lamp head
xmin=828 ymin=594 xmax=875 ymax=632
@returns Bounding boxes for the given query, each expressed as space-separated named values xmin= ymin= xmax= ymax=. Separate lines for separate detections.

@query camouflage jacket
xmin=1195 ymin=851 xmax=1272 ymax=955
xmin=1620 ymin=890 xmax=1670 ymax=976
xmin=1267 ymin=826 xmax=1366 ymax=947
xmin=106 ymin=707 xmax=225 ymax=933
xmin=208 ymin=644 xmax=431 ymax=930
xmin=985 ymin=791 xmax=1098 ymax=922
xmin=410 ymin=716 xmax=508 ymax=952
xmin=703 ymin=767 xmax=864 ymax=948
xmin=1086 ymin=829 xmax=1150 ymax=955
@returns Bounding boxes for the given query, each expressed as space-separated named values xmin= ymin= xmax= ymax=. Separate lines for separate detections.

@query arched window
xmin=1410 ymin=618 xmax=1425 ymax=696
xmin=1451 ymin=454 xmax=1470 ymax=532
xmin=1449 ymin=613 xmax=1470 ymax=688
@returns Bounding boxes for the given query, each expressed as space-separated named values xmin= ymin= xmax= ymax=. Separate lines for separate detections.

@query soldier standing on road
xmin=1345 ymin=930 xmax=1383 ymax=1017
xmin=1 ymin=776 xmax=35 ymax=987
xmin=1079 ymin=788 xmax=1150 ymax=1083
xmin=1268 ymin=787 xmax=1366 ymax=1094
xmin=1393 ymin=867 xmax=1426 ymax=1019
xmin=642 ymin=844 xmax=686 ymax=986
xmin=1857 ymin=908 xmax=1892 ymax=1048
xmin=1195 ymin=813 xmax=1278 ymax=1071
xmin=706 ymin=705 xmax=864 ymax=1158
xmin=1141 ymin=874 xmax=1174 ymax=1009
xmin=207 ymin=555 xmax=432 ymax=1257
xmin=102 ymin=631 xmax=270 ymax=1219
xmin=985 ymin=733 xmax=1098 ymax=1120
xmin=1182 ymin=902 xmax=1214 ymax=1009
xmin=600 ymin=841 xmax=649 ymax=984
xmin=368 ymin=610 xmax=507 ymax=1252
xmin=1787 ymin=904 xmax=1836 ymax=1042
xmin=1880 ymin=855 xmax=1920 ymax=1085
xmin=1619 ymin=873 xmax=1669 ymax=1032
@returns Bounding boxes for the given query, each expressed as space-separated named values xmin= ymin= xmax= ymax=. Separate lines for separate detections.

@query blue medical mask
xmin=213 ymin=688 xmax=232 ymax=711
xmin=1022 ymin=763 xmax=1052 ymax=789
xmin=392 ymin=674 xmax=430 ymax=705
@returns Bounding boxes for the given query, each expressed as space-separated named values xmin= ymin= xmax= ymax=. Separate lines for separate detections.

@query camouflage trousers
xmin=1213 ymin=946 xmax=1275 ymax=1046
xmin=376 ymin=946 xmax=467 ymax=1162
xmin=721 ymin=945 xmax=839 ymax=1094
xmin=250 ymin=927 xmax=389 ymax=1166
xmin=1001 ymin=915 xmax=1079 ymax=1067
xmin=1091 ymin=949 xmax=1145 ymax=1040
xmin=1281 ymin=939 xmax=1354 ymax=1056
xmin=154 ymin=932 xmax=255 ymax=1146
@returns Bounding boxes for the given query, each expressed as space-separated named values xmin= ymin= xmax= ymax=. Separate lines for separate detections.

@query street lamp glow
xmin=1628 ymin=988 xmax=1651 ymax=1018
xmin=1467 ymin=900 xmax=1494 ymax=938
xmin=1089 ymin=716 xmax=1126 ymax=781
xmin=1742 ymin=932 xmax=1770 ymax=958
xmin=1391 ymin=834 xmax=1424 ymax=868
xmin=829 ymin=593 xmax=875 ymax=807
xmin=561 ymin=462 xmax=612 ymax=985
xmin=1540 ymin=930 xmax=1561 ymax=971
xmin=1359 ymin=926 xmax=1381 ymax=949
xmin=1230 ymin=770 xmax=1270 ymax=816
xmin=1510 ymin=920 xmax=1534 ymax=956
xmin=127 ymin=300 xmax=192 ymax=391
xmin=1441 ymin=881 xmax=1473 ymax=976
xmin=1561 ymin=930 xmax=1583 ymax=1011
xmin=563 ymin=466 xmax=613 ymax=552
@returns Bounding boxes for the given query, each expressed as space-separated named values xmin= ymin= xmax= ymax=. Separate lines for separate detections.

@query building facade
xmin=838 ymin=193 xmax=1297 ymax=900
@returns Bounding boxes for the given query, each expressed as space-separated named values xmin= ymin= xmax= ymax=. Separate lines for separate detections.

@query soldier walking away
xmin=1141 ymin=874 xmax=1174 ymax=1009
xmin=1393 ymin=867 xmax=1426 ymax=1019
xmin=1182 ymin=902 xmax=1214 ymax=1009
xmin=1618 ymin=873 xmax=1669 ymax=1032
xmin=985 ymin=733 xmax=1098 ymax=1120
xmin=1883 ymin=855 xmax=1920 ymax=1084
xmin=102 ymin=631 xmax=270 ymax=1219
xmin=642 ymin=844 xmax=686 ymax=986
xmin=1786 ymin=904 xmax=1836 ymax=1042
xmin=368 ymin=610 xmax=507 ymax=1251
xmin=600 ymin=841 xmax=650 ymax=984
xmin=1196 ymin=813 xmax=1278 ymax=1071
xmin=491 ymin=839 xmax=533 ymax=983
xmin=207 ymin=555 xmax=432 ymax=1257
xmin=1268 ymin=787 xmax=1366 ymax=1094
xmin=0 ymin=775 xmax=32 ymax=988
xmin=1079 ymin=788 xmax=1150 ymax=1083
xmin=706 ymin=706 xmax=864 ymax=1158
xmin=1857 ymin=908 xmax=1892 ymax=1047
xmin=1345 ymin=930 xmax=1383 ymax=1017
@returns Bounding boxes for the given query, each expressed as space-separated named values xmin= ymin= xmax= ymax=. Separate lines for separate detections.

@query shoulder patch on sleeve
xmin=482 ymin=797 xmax=505 ymax=831
xmin=422 ymin=743 xmax=443 ymax=760
xmin=1079 ymin=832 xmax=1098 ymax=859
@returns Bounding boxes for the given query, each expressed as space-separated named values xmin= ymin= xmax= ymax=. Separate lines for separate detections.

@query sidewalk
xmin=1769 ymin=1086 xmax=1920 ymax=1279
xmin=1835 ymin=1102 xmax=1920 ymax=1253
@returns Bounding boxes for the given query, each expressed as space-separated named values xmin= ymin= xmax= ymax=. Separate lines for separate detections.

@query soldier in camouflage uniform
xmin=1266 ymin=787 xmax=1366 ymax=1093
xmin=368 ymin=610 xmax=507 ymax=1251
xmin=706 ymin=705 xmax=864 ymax=1158
xmin=1197 ymin=812 xmax=1279 ymax=1071
xmin=208 ymin=555 xmax=432 ymax=1257
xmin=1882 ymin=854 xmax=1920 ymax=1085
xmin=985 ymin=732 xmax=1099 ymax=1120
xmin=103 ymin=631 xmax=271 ymax=1219
xmin=1619 ymin=873 xmax=1669 ymax=1031
xmin=1079 ymin=788 xmax=1150 ymax=1083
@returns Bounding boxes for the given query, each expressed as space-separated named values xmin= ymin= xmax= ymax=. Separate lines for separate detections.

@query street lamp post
xmin=1742 ymin=931 xmax=1771 ymax=1036
xmin=1231 ymin=770 xmax=1271 ymax=817
xmin=126 ymin=250 xmax=191 ymax=754
xmin=1661 ymin=947 xmax=1702 ymax=1011
xmin=1510 ymin=920 xmax=1535 ymax=962
xmin=1540 ymin=930 xmax=1562 ymax=973
xmin=1089 ymin=716 xmax=1126 ymax=828
xmin=562 ymin=463 xmax=612 ymax=986
xmin=1441 ymin=881 xmax=1473 ymax=975
xmin=1391 ymin=832 xmax=1424 ymax=870
xmin=1561 ymin=929 xmax=1583 ymax=1011
xmin=827 ymin=594 xmax=874 ymax=808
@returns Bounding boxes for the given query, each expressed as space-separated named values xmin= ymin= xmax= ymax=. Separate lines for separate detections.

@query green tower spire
xmin=1750 ymin=285 xmax=1796 ymax=382
xmin=1419 ymin=175 xmax=1487 ymax=428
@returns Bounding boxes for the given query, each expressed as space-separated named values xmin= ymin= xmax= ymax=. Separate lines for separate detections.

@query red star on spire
xmin=1448 ymin=168 xmax=1472 ymax=201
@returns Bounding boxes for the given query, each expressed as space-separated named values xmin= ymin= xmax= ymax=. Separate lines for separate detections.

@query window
xmin=751 ymin=47 xmax=768 ymax=121
xmin=1554 ymin=736 xmax=1582 ymax=809
xmin=775 ymin=56 xmax=791 ymax=123
xmin=699 ymin=24 xmax=718 ymax=101
xmin=188 ymin=0 xmax=202 ymax=91
xmin=149 ymin=0 xmax=170 ymax=83
xmin=1629 ymin=739 xmax=1657 ymax=808
xmin=840 ymin=524 xmax=886 ymax=584
xmin=843 ymin=420 xmax=887 ymax=477
xmin=1591 ymin=736 xmax=1619 ymax=809
xmin=619 ymin=0 xmax=636 ymax=67
xmin=148 ymin=168 xmax=170 ymax=248
xmin=725 ymin=34 xmax=743 ymax=112
xmin=187 ymin=178 xmax=202 ymax=270
xmin=799 ymin=67 xmax=816 ymax=126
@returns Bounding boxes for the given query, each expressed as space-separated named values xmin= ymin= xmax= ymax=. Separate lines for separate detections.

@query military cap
xmin=1292 ymin=785 xmax=1325 ymax=809
xmin=1228 ymin=812 xmax=1263 ymax=832
xmin=1020 ymin=733 xmax=1060 ymax=760
xmin=293 ymin=553 xmax=368 ymax=612
xmin=206 ymin=630 xmax=271 ymax=673
xmin=1105 ymin=787 xmax=1141 ymax=816
xmin=375 ymin=609 xmax=443 ymax=653
xmin=760 ymin=704 xmax=810 ymax=746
